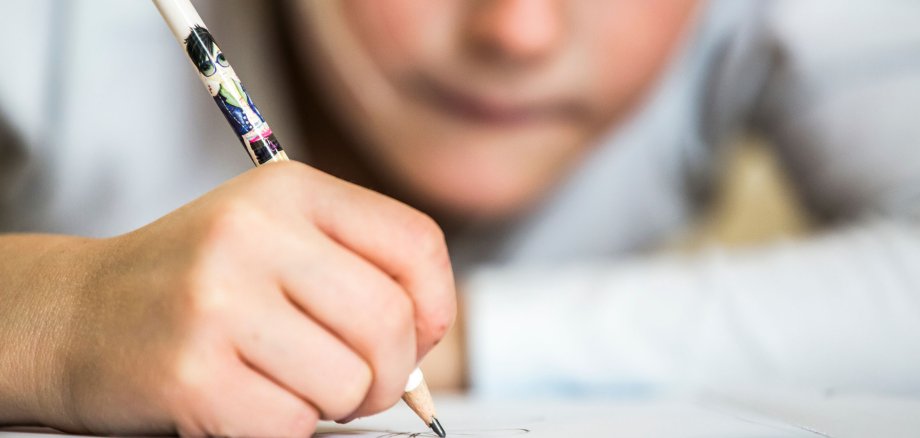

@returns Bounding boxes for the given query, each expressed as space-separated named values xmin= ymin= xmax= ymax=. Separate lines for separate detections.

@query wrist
xmin=0 ymin=234 xmax=108 ymax=429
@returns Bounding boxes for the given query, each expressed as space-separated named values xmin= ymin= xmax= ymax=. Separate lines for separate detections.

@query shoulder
xmin=685 ymin=0 xmax=771 ymax=146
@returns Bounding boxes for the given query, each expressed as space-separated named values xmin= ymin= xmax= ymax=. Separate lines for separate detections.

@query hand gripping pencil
xmin=152 ymin=1 xmax=446 ymax=436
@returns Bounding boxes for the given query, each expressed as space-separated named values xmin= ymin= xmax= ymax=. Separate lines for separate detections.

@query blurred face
xmin=289 ymin=0 xmax=699 ymax=219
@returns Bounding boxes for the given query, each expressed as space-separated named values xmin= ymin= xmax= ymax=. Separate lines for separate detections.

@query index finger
xmin=303 ymin=169 xmax=457 ymax=359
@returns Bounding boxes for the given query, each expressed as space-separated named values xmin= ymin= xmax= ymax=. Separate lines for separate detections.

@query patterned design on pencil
xmin=183 ymin=25 xmax=285 ymax=165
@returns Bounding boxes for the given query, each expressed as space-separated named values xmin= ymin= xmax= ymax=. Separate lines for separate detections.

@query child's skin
xmin=0 ymin=163 xmax=455 ymax=435
xmin=293 ymin=0 xmax=698 ymax=219
xmin=0 ymin=1 xmax=697 ymax=435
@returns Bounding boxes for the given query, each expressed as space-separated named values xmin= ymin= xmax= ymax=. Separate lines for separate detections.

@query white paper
xmin=6 ymin=392 xmax=910 ymax=438
xmin=314 ymin=395 xmax=821 ymax=437
xmin=705 ymin=387 xmax=920 ymax=438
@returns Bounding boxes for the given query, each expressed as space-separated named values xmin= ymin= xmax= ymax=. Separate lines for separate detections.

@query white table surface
xmin=2 ymin=389 xmax=918 ymax=437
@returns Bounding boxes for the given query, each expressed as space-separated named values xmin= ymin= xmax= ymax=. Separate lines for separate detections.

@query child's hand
xmin=4 ymin=161 xmax=456 ymax=436
xmin=420 ymin=292 xmax=468 ymax=391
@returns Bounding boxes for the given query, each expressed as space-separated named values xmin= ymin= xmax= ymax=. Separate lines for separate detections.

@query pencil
xmin=403 ymin=368 xmax=445 ymax=437
xmin=152 ymin=1 xmax=445 ymax=436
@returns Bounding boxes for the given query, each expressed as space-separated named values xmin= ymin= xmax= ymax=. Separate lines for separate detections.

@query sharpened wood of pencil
xmin=152 ymin=1 xmax=445 ymax=436
xmin=403 ymin=368 xmax=446 ymax=437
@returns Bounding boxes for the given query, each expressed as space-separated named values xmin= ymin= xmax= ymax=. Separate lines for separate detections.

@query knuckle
xmin=202 ymin=199 xmax=260 ymax=248
xmin=378 ymin=291 xmax=415 ymax=340
xmin=402 ymin=212 xmax=448 ymax=260
xmin=419 ymin=299 xmax=456 ymax=345
xmin=180 ymin=273 xmax=230 ymax=322
xmin=326 ymin=361 xmax=372 ymax=420
xmin=408 ymin=280 xmax=456 ymax=351
xmin=169 ymin=350 xmax=213 ymax=406
xmin=369 ymin=369 xmax=413 ymax=415
xmin=278 ymin=406 xmax=319 ymax=437
xmin=371 ymin=394 xmax=403 ymax=417
xmin=184 ymin=199 xmax=269 ymax=318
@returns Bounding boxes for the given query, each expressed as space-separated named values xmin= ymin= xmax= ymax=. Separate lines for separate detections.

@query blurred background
xmin=680 ymin=136 xmax=809 ymax=250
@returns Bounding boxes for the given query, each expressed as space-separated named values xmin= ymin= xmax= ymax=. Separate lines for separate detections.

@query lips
xmin=405 ymin=75 xmax=585 ymax=126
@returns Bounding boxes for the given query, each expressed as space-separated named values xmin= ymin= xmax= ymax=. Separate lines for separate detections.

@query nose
xmin=465 ymin=0 xmax=565 ymax=67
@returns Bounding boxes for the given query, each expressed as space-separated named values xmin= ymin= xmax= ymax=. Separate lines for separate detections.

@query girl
xmin=1 ymin=0 xmax=919 ymax=435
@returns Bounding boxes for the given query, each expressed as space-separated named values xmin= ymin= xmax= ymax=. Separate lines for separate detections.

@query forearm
xmin=464 ymin=219 xmax=920 ymax=395
xmin=0 ymin=234 xmax=102 ymax=426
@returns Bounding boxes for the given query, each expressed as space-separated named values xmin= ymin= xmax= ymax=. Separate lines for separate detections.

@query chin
xmin=395 ymin=163 xmax=553 ymax=222
xmin=363 ymin=123 xmax=591 ymax=222
xmin=433 ymin=187 xmax=538 ymax=221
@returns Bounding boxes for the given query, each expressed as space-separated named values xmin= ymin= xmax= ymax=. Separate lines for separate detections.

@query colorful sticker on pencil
xmin=184 ymin=25 xmax=283 ymax=165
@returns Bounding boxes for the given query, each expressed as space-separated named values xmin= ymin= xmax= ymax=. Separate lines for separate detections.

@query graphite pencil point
xmin=429 ymin=416 xmax=446 ymax=437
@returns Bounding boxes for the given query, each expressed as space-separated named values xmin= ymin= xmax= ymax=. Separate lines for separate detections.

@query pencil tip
xmin=429 ymin=417 xmax=446 ymax=437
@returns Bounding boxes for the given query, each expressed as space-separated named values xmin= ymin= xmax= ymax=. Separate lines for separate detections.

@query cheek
xmin=580 ymin=1 xmax=698 ymax=122
xmin=340 ymin=0 xmax=455 ymax=74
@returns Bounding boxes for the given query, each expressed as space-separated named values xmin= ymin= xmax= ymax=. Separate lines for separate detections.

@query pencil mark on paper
xmin=699 ymin=403 xmax=834 ymax=437
xmin=314 ymin=428 xmax=530 ymax=437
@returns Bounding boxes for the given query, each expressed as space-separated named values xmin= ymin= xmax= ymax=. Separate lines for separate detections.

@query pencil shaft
xmin=152 ymin=0 xmax=286 ymax=166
